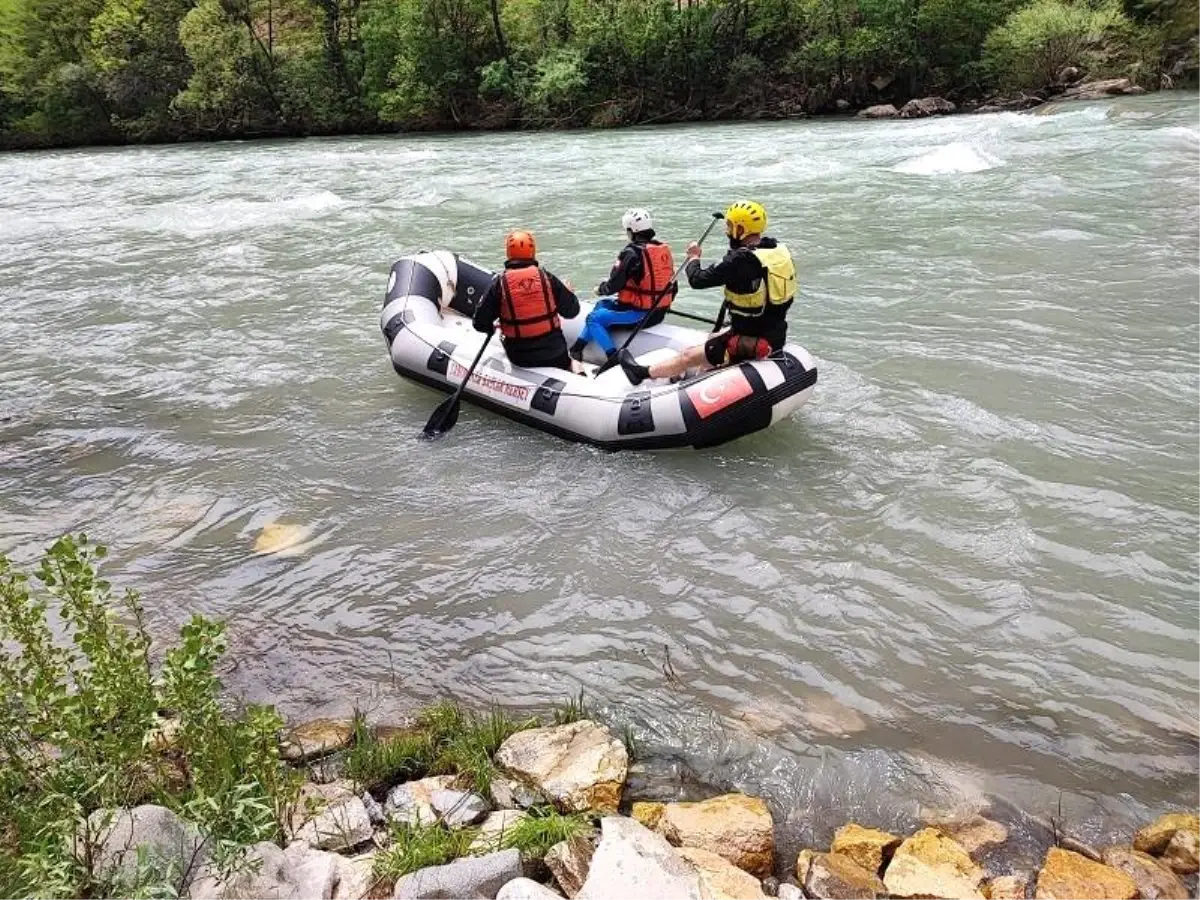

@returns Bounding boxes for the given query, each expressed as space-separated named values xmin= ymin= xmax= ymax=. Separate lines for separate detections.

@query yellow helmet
xmin=724 ymin=201 xmax=767 ymax=240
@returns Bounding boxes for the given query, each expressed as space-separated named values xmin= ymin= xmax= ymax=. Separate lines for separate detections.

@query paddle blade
xmin=421 ymin=395 xmax=460 ymax=439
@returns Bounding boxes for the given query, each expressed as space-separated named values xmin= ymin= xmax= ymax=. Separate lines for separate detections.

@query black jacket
xmin=472 ymin=260 xmax=580 ymax=363
xmin=684 ymin=236 xmax=792 ymax=347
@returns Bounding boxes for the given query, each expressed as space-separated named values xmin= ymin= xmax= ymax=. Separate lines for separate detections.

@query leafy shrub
xmin=983 ymin=0 xmax=1125 ymax=89
xmin=0 ymin=535 xmax=299 ymax=897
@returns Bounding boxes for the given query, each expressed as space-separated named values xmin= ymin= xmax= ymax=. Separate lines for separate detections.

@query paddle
xmin=420 ymin=328 xmax=495 ymax=439
xmin=593 ymin=211 xmax=725 ymax=376
xmin=666 ymin=308 xmax=719 ymax=328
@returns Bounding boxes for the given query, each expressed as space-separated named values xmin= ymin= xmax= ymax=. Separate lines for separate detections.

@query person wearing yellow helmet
xmin=619 ymin=200 xmax=796 ymax=385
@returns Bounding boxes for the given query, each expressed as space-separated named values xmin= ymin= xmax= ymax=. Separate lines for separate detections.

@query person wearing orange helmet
xmin=472 ymin=230 xmax=580 ymax=371
xmin=619 ymin=200 xmax=796 ymax=385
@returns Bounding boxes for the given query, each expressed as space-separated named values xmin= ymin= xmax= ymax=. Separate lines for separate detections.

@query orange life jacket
xmin=617 ymin=242 xmax=675 ymax=311
xmin=498 ymin=266 xmax=560 ymax=340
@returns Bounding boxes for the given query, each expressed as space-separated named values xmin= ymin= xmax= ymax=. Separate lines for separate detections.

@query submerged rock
xmin=801 ymin=851 xmax=886 ymax=899
xmin=393 ymin=848 xmax=522 ymax=899
xmin=282 ymin=719 xmax=355 ymax=762
xmin=899 ymin=96 xmax=956 ymax=118
xmin=1101 ymin=846 xmax=1189 ymax=899
xmin=546 ymin=834 xmax=595 ymax=898
xmin=857 ymin=104 xmax=899 ymax=119
xmin=577 ymin=816 xmax=704 ymax=900
xmin=1034 ymin=847 xmax=1137 ymax=900
xmin=883 ymin=828 xmax=985 ymax=899
xmin=494 ymin=721 xmax=627 ymax=814
xmin=679 ymin=846 xmax=768 ymax=899
xmin=830 ymin=823 xmax=900 ymax=874
xmin=253 ymin=521 xmax=315 ymax=557
xmin=656 ymin=793 xmax=774 ymax=878
xmin=931 ymin=816 xmax=1009 ymax=858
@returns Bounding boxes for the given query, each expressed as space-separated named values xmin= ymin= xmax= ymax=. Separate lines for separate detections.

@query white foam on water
xmin=892 ymin=141 xmax=1004 ymax=175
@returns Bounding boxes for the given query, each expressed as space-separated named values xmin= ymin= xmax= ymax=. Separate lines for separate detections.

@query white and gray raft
xmin=379 ymin=251 xmax=818 ymax=451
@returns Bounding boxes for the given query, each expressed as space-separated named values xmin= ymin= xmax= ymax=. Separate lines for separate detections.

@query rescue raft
xmin=380 ymin=251 xmax=818 ymax=450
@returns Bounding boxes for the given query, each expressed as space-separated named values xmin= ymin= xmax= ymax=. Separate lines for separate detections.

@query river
xmin=2 ymin=93 xmax=1197 ymax=849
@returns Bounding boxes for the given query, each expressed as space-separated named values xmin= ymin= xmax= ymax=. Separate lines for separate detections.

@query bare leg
xmin=648 ymin=344 xmax=708 ymax=380
xmin=619 ymin=342 xmax=709 ymax=385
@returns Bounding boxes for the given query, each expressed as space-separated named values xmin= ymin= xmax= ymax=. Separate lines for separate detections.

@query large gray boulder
xmin=393 ymin=848 xmax=522 ymax=899
xmin=189 ymin=840 xmax=340 ymax=899
xmin=899 ymin=96 xmax=956 ymax=118
xmin=86 ymin=805 xmax=212 ymax=894
xmin=576 ymin=817 xmax=704 ymax=900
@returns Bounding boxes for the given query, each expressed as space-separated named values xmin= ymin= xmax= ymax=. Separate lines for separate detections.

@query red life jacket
xmin=498 ymin=266 xmax=560 ymax=340
xmin=617 ymin=242 xmax=675 ymax=311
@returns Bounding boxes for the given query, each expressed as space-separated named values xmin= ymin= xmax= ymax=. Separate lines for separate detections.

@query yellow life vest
xmin=722 ymin=244 xmax=797 ymax=317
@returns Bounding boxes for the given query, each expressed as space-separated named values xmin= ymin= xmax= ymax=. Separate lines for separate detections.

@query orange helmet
xmin=505 ymin=230 xmax=536 ymax=261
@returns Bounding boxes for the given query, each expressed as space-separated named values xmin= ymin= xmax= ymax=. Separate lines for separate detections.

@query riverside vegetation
xmin=1 ymin=535 xmax=1197 ymax=898
xmin=0 ymin=0 xmax=1196 ymax=150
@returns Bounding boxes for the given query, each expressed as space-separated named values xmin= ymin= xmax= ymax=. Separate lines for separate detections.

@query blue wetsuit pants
xmin=577 ymin=297 xmax=645 ymax=356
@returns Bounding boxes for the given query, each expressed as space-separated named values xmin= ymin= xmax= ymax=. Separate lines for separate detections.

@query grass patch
xmin=552 ymin=691 xmax=589 ymax=726
xmin=372 ymin=822 xmax=475 ymax=884
xmin=502 ymin=807 xmax=593 ymax=859
xmin=421 ymin=702 xmax=537 ymax=796
xmin=345 ymin=714 xmax=434 ymax=794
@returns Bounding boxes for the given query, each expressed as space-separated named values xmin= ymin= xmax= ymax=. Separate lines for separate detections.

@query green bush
xmin=983 ymin=0 xmax=1124 ymax=89
xmin=0 ymin=535 xmax=299 ymax=898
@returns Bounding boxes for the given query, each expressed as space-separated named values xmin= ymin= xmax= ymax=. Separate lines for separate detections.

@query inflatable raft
xmin=380 ymin=251 xmax=818 ymax=450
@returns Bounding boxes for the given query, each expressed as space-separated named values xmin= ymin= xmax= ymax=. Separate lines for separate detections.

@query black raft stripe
xmin=427 ymin=340 xmax=456 ymax=376
xmin=448 ymin=255 xmax=498 ymax=319
xmin=385 ymin=258 xmax=443 ymax=307
xmin=618 ymin=390 xmax=655 ymax=435
xmin=382 ymin=308 xmax=415 ymax=345
xmin=531 ymin=377 xmax=566 ymax=416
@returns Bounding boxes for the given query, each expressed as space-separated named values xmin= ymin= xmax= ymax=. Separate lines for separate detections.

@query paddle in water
xmin=593 ymin=211 xmax=725 ymax=376
xmin=420 ymin=329 xmax=494 ymax=439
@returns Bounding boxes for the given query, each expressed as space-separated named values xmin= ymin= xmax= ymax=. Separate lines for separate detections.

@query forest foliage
xmin=0 ymin=0 xmax=1195 ymax=147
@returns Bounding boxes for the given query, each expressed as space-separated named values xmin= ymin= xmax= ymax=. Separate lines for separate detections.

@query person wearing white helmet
xmin=568 ymin=208 xmax=677 ymax=364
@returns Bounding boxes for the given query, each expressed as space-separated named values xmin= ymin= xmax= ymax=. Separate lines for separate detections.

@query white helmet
xmin=621 ymin=208 xmax=654 ymax=233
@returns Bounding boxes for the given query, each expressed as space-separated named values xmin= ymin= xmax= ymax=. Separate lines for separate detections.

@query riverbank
xmin=2 ymin=537 xmax=1198 ymax=898
xmin=68 ymin=709 xmax=1200 ymax=899
xmin=0 ymin=74 xmax=1191 ymax=153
